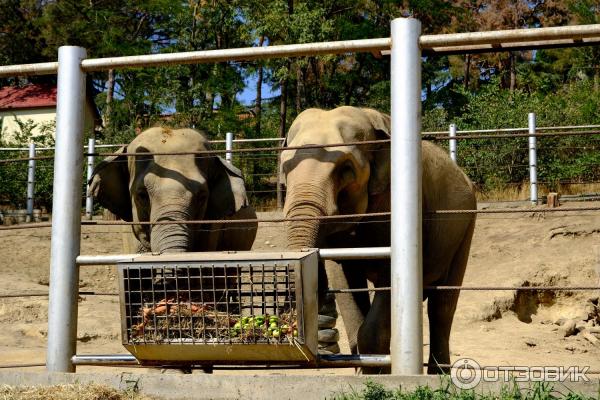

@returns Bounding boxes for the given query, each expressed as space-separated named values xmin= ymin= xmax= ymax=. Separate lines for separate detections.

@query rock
xmin=559 ymin=319 xmax=577 ymax=337
xmin=318 ymin=328 xmax=340 ymax=343
xmin=318 ymin=314 xmax=337 ymax=329
xmin=264 ymin=241 xmax=270 ymax=245
xmin=583 ymin=303 xmax=597 ymax=320
xmin=554 ymin=317 xmax=567 ymax=326
xmin=318 ymin=342 xmax=340 ymax=355
xmin=525 ymin=338 xmax=537 ymax=347
xmin=576 ymin=320 xmax=588 ymax=332
xmin=581 ymin=331 xmax=599 ymax=346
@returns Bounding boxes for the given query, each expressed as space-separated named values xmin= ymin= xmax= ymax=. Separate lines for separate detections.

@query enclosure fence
xmin=3 ymin=120 xmax=600 ymax=220
xmin=1 ymin=19 xmax=600 ymax=375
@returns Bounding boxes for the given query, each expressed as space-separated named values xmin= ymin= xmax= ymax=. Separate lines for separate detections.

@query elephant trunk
xmin=284 ymin=182 xmax=333 ymax=249
xmin=150 ymin=209 xmax=191 ymax=253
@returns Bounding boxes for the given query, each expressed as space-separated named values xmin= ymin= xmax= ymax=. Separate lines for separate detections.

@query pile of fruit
xmin=229 ymin=313 xmax=298 ymax=342
xmin=129 ymin=297 xmax=298 ymax=344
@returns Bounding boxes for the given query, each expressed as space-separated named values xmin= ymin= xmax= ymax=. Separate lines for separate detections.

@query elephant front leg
xmin=356 ymin=272 xmax=391 ymax=375
xmin=317 ymin=260 xmax=340 ymax=354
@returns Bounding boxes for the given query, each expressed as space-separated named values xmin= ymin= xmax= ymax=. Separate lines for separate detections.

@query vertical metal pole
xmin=390 ymin=18 xmax=423 ymax=375
xmin=449 ymin=124 xmax=457 ymax=163
xmin=26 ymin=143 xmax=36 ymax=222
xmin=47 ymin=46 xmax=87 ymax=373
xmin=528 ymin=113 xmax=538 ymax=205
xmin=85 ymin=138 xmax=95 ymax=220
xmin=225 ymin=131 xmax=233 ymax=163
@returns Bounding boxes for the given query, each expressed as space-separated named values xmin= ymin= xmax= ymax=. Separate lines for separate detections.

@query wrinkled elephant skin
xmin=89 ymin=127 xmax=257 ymax=254
xmin=281 ymin=106 xmax=476 ymax=374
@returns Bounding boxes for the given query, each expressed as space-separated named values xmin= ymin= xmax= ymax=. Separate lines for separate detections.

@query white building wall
xmin=0 ymin=105 xmax=96 ymax=144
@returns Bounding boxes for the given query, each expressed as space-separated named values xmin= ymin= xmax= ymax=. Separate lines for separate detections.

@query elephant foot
xmin=317 ymin=294 xmax=340 ymax=354
xmin=318 ymin=342 xmax=340 ymax=355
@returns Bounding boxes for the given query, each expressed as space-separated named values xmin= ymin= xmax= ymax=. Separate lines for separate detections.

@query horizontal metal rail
xmin=422 ymin=36 xmax=600 ymax=55
xmin=0 ymin=291 xmax=118 ymax=298
xmin=328 ymin=285 xmax=600 ymax=293
xmin=71 ymin=354 xmax=391 ymax=368
xmin=75 ymin=247 xmax=392 ymax=265
xmin=420 ymin=24 xmax=600 ymax=48
xmin=68 ymin=355 xmax=600 ymax=374
xmin=2 ymin=205 xmax=599 ymax=232
xmin=2 ymin=24 xmax=600 ymax=77
xmin=426 ymin=130 xmax=600 ymax=141
xmin=1 ymin=127 xmax=599 ymax=156
xmin=3 ymin=130 xmax=600 ymax=162
xmin=0 ymin=139 xmax=284 ymax=152
xmin=75 ymin=212 xmax=390 ymax=227
xmin=72 ymin=355 xmax=138 ymax=366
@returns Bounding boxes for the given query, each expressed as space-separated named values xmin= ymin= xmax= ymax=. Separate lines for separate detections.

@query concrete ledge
xmin=0 ymin=371 xmax=598 ymax=399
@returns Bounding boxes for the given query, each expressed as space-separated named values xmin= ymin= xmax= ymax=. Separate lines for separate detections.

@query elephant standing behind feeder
xmin=280 ymin=106 xmax=477 ymax=374
xmin=88 ymin=128 xmax=259 ymax=358
xmin=89 ymin=127 xmax=258 ymax=255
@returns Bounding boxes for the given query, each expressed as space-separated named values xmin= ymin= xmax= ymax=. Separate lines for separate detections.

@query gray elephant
xmin=281 ymin=106 xmax=476 ymax=374
xmin=89 ymin=127 xmax=258 ymax=254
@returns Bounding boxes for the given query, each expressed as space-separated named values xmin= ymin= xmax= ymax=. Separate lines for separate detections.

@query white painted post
xmin=225 ymin=132 xmax=234 ymax=163
xmin=528 ymin=113 xmax=538 ymax=205
xmin=390 ymin=17 xmax=423 ymax=375
xmin=46 ymin=46 xmax=87 ymax=373
xmin=26 ymin=143 xmax=36 ymax=222
xmin=85 ymin=138 xmax=95 ymax=220
xmin=449 ymin=124 xmax=457 ymax=163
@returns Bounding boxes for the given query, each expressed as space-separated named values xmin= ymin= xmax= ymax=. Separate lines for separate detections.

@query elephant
xmin=280 ymin=106 xmax=476 ymax=374
xmin=89 ymin=126 xmax=258 ymax=254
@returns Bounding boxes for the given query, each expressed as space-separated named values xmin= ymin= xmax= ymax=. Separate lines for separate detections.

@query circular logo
xmin=451 ymin=358 xmax=482 ymax=389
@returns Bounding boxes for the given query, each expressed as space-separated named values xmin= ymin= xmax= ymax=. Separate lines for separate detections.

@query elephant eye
xmin=339 ymin=161 xmax=356 ymax=185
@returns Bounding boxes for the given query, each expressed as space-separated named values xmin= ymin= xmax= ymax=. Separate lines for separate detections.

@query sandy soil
xmin=0 ymin=202 xmax=599 ymax=376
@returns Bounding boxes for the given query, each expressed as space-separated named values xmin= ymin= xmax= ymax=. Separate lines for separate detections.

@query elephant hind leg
xmin=427 ymin=218 xmax=475 ymax=374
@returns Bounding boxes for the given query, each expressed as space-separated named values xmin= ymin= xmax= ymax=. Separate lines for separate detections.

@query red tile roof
xmin=0 ymin=84 xmax=57 ymax=110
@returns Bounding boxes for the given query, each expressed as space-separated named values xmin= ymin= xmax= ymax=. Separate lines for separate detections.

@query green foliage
xmin=3 ymin=1 xmax=600 ymax=203
xmin=0 ymin=118 xmax=55 ymax=210
xmin=330 ymin=380 xmax=597 ymax=400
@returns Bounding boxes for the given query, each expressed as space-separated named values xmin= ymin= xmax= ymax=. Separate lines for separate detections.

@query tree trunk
xmin=510 ymin=52 xmax=517 ymax=92
xmin=463 ymin=55 xmax=471 ymax=90
xmin=104 ymin=69 xmax=115 ymax=128
xmin=296 ymin=65 xmax=305 ymax=115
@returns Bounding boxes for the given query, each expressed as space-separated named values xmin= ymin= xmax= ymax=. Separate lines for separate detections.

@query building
xmin=0 ymin=83 xmax=100 ymax=144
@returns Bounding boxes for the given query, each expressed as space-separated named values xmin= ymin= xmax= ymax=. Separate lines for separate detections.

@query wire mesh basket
xmin=117 ymin=250 xmax=319 ymax=366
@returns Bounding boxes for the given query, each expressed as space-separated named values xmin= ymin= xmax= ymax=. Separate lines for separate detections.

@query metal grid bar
xmin=121 ymin=262 xmax=299 ymax=346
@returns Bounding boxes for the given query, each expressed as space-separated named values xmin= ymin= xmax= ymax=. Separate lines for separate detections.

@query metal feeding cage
xmin=117 ymin=250 xmax=319 ymax=366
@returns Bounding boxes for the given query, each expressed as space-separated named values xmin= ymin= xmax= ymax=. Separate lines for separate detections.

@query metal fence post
xmin=85 ymin=138 xmax=95 ymax=220
xmin=46 ymin=46 xmax=87 ymax=373
xmin=225 ymin=132 xmax=233 ymax=163
xmin=390 ymin=17 xmax=423 ymax=375
xmin=449 ymin=123 xmax=457 ymax=163
xmin=528 ymin=113 xmax=538 ymax=205
xmin=26 ymin=143 xmax=36 ymax=222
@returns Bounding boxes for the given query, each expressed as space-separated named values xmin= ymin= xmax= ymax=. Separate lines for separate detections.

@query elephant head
xmin=281 ymin=106 xmax=390 ymax=249
xmin=89 ymin=127 xmax=251 ymax=254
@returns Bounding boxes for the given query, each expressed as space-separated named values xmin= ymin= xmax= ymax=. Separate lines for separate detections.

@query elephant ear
xmin=206 ymin=157 xmax=250 ymax=219
xmin=361 ymin=108 xmax=391 ymax=197
xmin=88 ymin=146 xmax=133 ymax=221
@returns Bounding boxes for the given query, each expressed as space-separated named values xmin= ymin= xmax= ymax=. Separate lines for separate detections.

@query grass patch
xmin=330 ymin=380 xmax=599 ymax=400
xmin=0 ymin=383 xmax=155 ymax=400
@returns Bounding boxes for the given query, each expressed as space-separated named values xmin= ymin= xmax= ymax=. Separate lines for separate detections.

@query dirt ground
xmin=0 ymin=202 xmax=599 ymax=376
